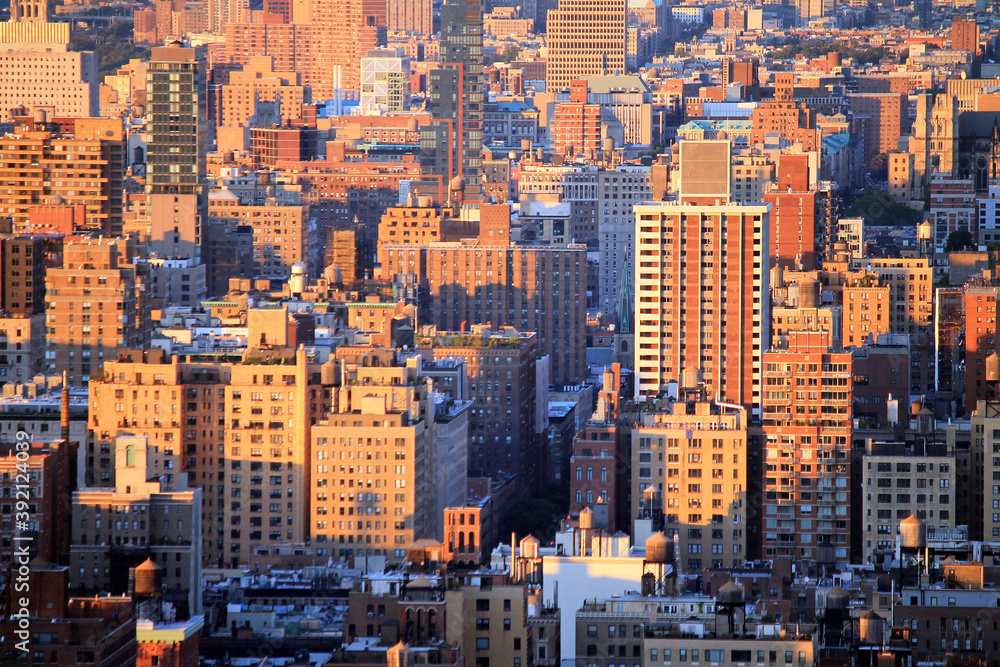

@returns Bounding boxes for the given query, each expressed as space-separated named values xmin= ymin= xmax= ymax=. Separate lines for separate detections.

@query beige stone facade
xmin=310 ymin=354 xmax=469 ymax=562
xmin=219 ymin=55 xmax=310 ymax=127
xmin=546 ymin=0 xmax=626 ymax=93
xmin=860 ymin=442 xmax=957 ymax=563
xmin=0 ymin=22 xmax=98 ymax=118
xmin=642 ymin=634 xmax=817 ymax=667
xmin=208 ymin=196 xmax=313 ymax=278
xmin=44 ymin=239 xmax=148 ymax=388
xmin=70 ymin=436 xmax=202 ymax=615
xmin=632 ymin=398 xmax=749 ymax=571
xmin=89 ymin=350 xmax=228 ymax=558
xmin=224 ymin=348 xmax=325 ymax=564
xmin=445 ymin=583 xmax=530 ymax=667
xmin=0 ymin=314 xmax=43 ymax=384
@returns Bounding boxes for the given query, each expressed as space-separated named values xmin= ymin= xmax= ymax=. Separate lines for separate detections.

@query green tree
xmin=499 ymin=483 xmax=569 ymax=542
xmin=847 ymin=190 xmax=923 ymax=227
xmin=945 ymin=229 xmax=976 ymax=252
xmin=487 ymin=44 xmax=520 ymax=65
xmin=70 ymin=21 xmax=150 ymax=78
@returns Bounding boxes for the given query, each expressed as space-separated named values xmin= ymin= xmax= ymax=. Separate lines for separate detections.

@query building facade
xmin=633 ymin=201 xmax=771 ymax=409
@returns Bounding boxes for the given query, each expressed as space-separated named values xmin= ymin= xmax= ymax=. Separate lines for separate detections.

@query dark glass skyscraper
xmin=428 ymin=0 xmax=483 ymax=202
xmin=146 ymin=42 xmax=208 ymax=261
xmin=146 ymin=43 xmax=207 ymax=195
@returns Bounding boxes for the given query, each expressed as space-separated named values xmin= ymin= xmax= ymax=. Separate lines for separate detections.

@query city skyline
xmin=3 ymin=0 xmax=1000 ymax=665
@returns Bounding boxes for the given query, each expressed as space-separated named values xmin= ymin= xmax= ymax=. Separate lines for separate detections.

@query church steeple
xmin=615 ymin=257 xmax=633 ymax=335
xmin=11 ymin=0 xmax=48 ymax=22
xmin=991 ymin=117 xmax=1000 ymax=183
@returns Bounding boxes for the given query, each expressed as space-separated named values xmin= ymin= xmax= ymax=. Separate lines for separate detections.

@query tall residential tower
xmin=429 ymin=0 xmax=484 ymax=200
xmin=146 ymin=43 xmax=208 ymax=261
xmin=546 ymin=0 xmax=627 ymax=93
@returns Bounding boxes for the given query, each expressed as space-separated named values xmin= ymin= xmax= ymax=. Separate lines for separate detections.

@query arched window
xmin=125 ymin=444 xmax=136 ymax=467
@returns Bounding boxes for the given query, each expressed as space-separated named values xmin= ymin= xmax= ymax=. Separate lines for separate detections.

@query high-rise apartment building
xmin=855 ymin=258 xmax=935 ymax=395
xmin=88 ymin=350 xmax=227 ymax=560
xmin=518 ymin=164 xmax=601 ymax=244
xmin=224 ymin=19 xmax=299 ymax=78
xmin=0 ymin=117 xmax=125 ymax=235
xmin=841 ymin=272 xmax=890 ymax=348
xmin=936 ymin=286 xmax=965 ymax=402
xmin=44 ymin=238 xmax=148 ymax=388
xmin=888 ymin=152 xmax=914 ymax=203
xmin=380 ymin=208 xmax=588 ymax=383
xmin=218 ymin=55 xmax=310 ymax=127
xmin=550 ymin=98 xmax=616 ymax=158
xmin=546 ymin=0 xmax=626 ymax=94
xmin=0 ymin=20 xmax=98 ymax=118
xmin=227 ymin=0 xmax=385 ymax=101
xmin=146 ymin=44 xmax=207 ymax=195
xmin=794 ymin=0 xmax=834 ymax=26
xmin=846 ymin=93 xmax=906 ymax=163
xmin=730 ymin=151 xmax=775 ymax=204
xmin=860 ymin=441 xmax=956 ymax=565
xmin=633 ymin=198 xmax=770 ymax=407
xmin=748 ymin=98 xmax=819 ymax=152
xmin=930 ymin=175 xmax=976 ymax=251
xmin=207 ymin=0 xmax=251 ymax=33
xmin=88 ymin=338 xmax=351 ymax=568
xmin=598 ymin=166 xmax=652 ymax=319
xmin=388 ymin=0 xmax=432 ymax=36
xmin=576 ymin=75 xmax=653 ymax=146
xmin=770 ymin=278 xmax=841 ymax=350
xmin=0 ymin=439 xmax=72 ymax=564
xmin=146 ymin=44 xmax=208 ymax=262
xmin=276 ymin=156 xmax=425 ymax=264
xmin=631 ymin=391 xmax=749 ymax=571
xmin=429 ymin=0 xmax=484 ymax=200
xmin=964 ymin=286 xmax=1000 ymax=410
xmin=569 ymin=366 xmax=628 ymax=532
xmin=0 ymin=234 xmax=46 ymax=315
xmin=70 ymin=435 xmax=203 ymax=616
xmin=360 ymin=48 xmax=411 ymax=114
xmin=445 ymin=583 xmax=531 ymax=667
xmin=304 ymin=0 xmax=387 ymax=94
xmin=973 ymin=400 xmax=1000 ymax=541
xmin=416 ymin=326 xmax=538 ymax=489
xmin=207 ymin=193 xmax=316 ymax=278
xmin=763 ymin=155 xmax=838 ymax=272
xmin=0 ymin=314 xmax=44 ymax=383
xmin=310 ymin=354 xmax=469 ymax=561
xmin=761 ymin=330 xmax=853 ymax=568
xmin=951 ymin=15 xmax=980 ymax=54
xmin=223 ymin=347 xmax=330 ymax=565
